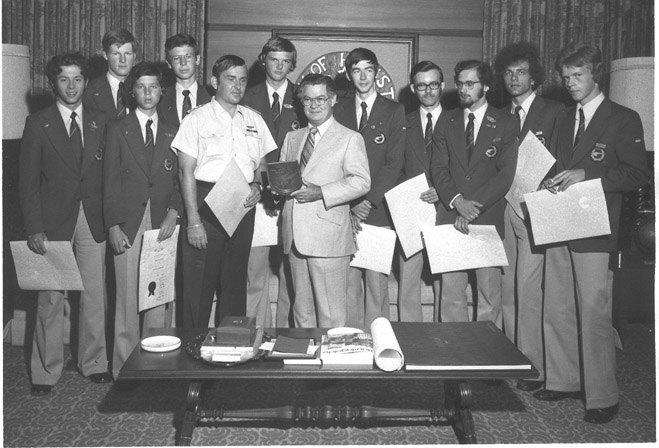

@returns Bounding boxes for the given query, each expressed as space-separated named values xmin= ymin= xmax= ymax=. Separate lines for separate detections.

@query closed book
xmin=320 ymin=331 xmax=373 ymax=369
xmin=393 ymin=321 xmax=533 ymax=371
xmin=266 ymin=161 xmax=302 ymax=195
xmin=215 ymin=316 xmax=256 ymax=346
xmin=268 ymin=336 xmax=318 ymax=360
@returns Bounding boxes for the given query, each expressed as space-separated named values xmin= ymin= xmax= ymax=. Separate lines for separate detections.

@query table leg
xmin=445 ymin=380 xmax=476 ymax=444
xmin=178 ymin=381 xmax=202 ymax=446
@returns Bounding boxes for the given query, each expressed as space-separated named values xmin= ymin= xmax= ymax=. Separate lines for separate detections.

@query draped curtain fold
xmin=483 ymin=0 xmax=654 ymax=102
xmin=2 ymin=0 xmax=205 ymax=99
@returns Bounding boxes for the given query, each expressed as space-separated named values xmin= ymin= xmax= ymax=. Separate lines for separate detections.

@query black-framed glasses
xmin=171 ymin=54 xmax=195 ymax=65
xmin=455 ymin=80 xmax=481 ymax=90
xmin=414 ymin=81 xmax=441 ymax=91
xmin=302 ymin=96 xmax=330 ymax=106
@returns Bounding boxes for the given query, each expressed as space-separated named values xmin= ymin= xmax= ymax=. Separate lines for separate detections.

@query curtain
xmin=2 ymin=0 xmax=205 ymax=99
xmin=483 ymin=0 xmax=654 ymax=102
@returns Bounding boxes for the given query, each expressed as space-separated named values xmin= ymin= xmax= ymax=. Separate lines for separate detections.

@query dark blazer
xmin=430 ymin=104 xmax=519 ymax=237
xmin=83 ymin=75 xmax=120 ymax=116
xmin=240 ymin=80 xmax=306 ymax=162
xmin=401 ymin=108 xmax=441 ymax=183
xmin=550 ymin=97 xmax=648 ymax=252
xmin=157 ymin=82 xmax=212 ymax=128
xmin=19 ymin=104 xmax=108 ymax=242
xmin=334 ymin=93 xmax=406 ymax=226
xmin=103 ymin=113 xmax=182 ymax=245
xmin=517 ymin=95 xmax=564 ymax=146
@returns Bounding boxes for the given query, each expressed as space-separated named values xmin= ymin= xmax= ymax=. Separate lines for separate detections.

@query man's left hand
xmin=548 ymin=169 xmax=585 ymax=193
xmin=244 ymin=183 xmax=262 ymax=208
xmin=454 ymin=215 xmax=470 ymax=235
xmin=291 ymin=182 xmax=322 ymax=203
xmin=157 ymin=209 xmax=178 ymax=242
xmin=420 ymin=187 xmax=439 ymax=204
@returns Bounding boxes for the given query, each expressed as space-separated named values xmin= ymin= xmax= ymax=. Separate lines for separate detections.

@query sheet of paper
xmin=350 ymin=224 xmax=397 ymax=274
xmin=138 ymin=226 xmax=180 ymax=312
xmin=10 ymin=241 xmax=84 ymax=290
xmin=422 ymin=225 xmax=508 ymax=274
xmin=204 ymin=158 xmax=253 ymax=237
xmin=505 ymin=131 xmax=556 ymax=217
xmin=384 ymin=174 xmax=436 ymax=258
xmin=251 ymin=203 xmax=279 ymax=247
xmin=523 ymin=178 xmax=610 ymax=245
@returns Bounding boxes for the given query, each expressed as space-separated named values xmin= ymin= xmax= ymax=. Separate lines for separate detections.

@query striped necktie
xmin=358 ymin=102 xmax=368 ymax=133
xmin=466 ymin=112 xmax=475 ymax=162
xmin=182 ymin=89 xmax=192 ymax=118
xmin=300 ymin=127 xmax=318 ymax=168
xmin=69 ymin=111 xmax=83 ymax=167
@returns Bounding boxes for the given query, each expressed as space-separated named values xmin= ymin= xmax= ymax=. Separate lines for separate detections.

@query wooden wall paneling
xmin=205 ymin=29 xmax=272 ymax=84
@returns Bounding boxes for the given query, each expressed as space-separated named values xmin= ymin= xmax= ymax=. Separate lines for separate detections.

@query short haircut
xmin=102 ymin=28 xmax=137 ymax=53
xmin=164 ymin=33 xmax=199 ymax=60
xmin=46 ymin=52 xmax=87 ymax=85
xmin=454 ymin=59 xmax=494 ymax=88
xmin=345 ymin=47 xmax=379 ymax=74
xmin=493 ymin=41 xmax=545 ymax=88
xmin=211 ymin=54 xmax=246 ymax=78
xmin=554 ymin=43 xmax=605 ymax=84
xmin=297 ymin=74 xmax=337 ymax=99
xmin=126 ymin=62 xmax=162 ymax=91
xmin=258 ymin=36 xmax=297 ymax=70
xmin=410 ymin=60 xmax=444 ymax=84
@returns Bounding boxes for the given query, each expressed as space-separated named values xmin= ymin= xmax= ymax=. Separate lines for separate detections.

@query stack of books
xmin=267 ymin=336 xmax=321 ymax=366
xmin=200 ymin=316 xmax=261 ymax=363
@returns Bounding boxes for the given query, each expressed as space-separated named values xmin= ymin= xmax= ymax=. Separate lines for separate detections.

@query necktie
xmin=182 ymin=89 xmax=192 ymax=118
xmin=466 ymin=113 xmax=475 ymax=162
xmin=574 ymin=107 xmax=585 ymax=148
xmin=69 ymin=111 xmax=83 ymax=167
xmin=271 ymin=92 xmax=281 ymax=132
xmin=424 ymin=112 xmax=433 ymax=157
xmin=358 ymin=102 xmax=368 ymax=133
xmin=117 ymin=81 xmax=128 ymax=118
xmin=514 ymin=105 xmax=523 ymax=131
xmin=300 ymin=127 xmax=318 ymax=168
xmin=145 ymin=118 xmax=155 ymax=165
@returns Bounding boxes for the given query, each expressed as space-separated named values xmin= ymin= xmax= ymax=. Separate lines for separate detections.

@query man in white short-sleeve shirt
xmin=172 ymin=54 xmax=276 ymax=328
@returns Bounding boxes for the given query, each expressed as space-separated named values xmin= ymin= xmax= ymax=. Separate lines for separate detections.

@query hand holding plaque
xmin=266 ymin=161 xmax=302 ymax=196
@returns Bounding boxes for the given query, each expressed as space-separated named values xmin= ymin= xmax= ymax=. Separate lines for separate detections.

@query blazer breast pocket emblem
xmin=485 ymin=145 xmax=498 ymax=157
xmin=590 ymin=146 xmax=606 ymax=162
xmin=374 ymin=133 xmax=386 ymax=145
xmin=291 ymin=120 xmax=300 ymax=130
xmin=164 ymin=158 xmax=174 ymax=171
xmin=95 ymin=148 xmax=103 ymax=161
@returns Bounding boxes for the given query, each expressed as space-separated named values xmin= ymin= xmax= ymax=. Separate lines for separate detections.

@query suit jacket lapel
xmin=303 ymin=121 xmax=340 ymax=173
xmin=122 ymin=114 xmax=151 ymax=176
xmin=448 ymin=110 xmax=469 ymax=170
xmin=470 ymin=106 xmax=498 ymax=166
xmin=81 ymin=108 xmax=103 ymax=171
xmin=337 ymin=97 xmax=358 ymax=131
xmin=197 ymin=84 xmax=211 ymax=105
xmin=43 ymin=105 xmax=79 ymax=173
xmin=408 ymin=112 xmax=428 ymax=168
xmin=279 ymin=82 xmax=299 ymax=138
xmin=569 ymin=99 xmax=611 ymax=168
xmin=150 ymin=120 xmax=175 ymax=177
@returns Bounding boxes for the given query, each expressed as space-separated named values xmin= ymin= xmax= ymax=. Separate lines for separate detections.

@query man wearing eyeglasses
xmin=397 ymin=61 xmax=444 ymax=322
xmin=430 ymin=60 xmax=518 ymax=329
xmin=279 ymin=74 xmax=370 ymax=328
xmin=159 ymin=33 xmax=211 ymax=127
xmin=492 ymin=42 xmax=564 ymax=392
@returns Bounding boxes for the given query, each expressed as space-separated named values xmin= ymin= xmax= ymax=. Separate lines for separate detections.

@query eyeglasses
xmin=414 ymin=81 xmax=441 ymax=91
xmin=301 ymin=96 xmax=330 ymax=106
xmin=455 ymin=80 xmax=481 ymax=90
xmin=170 ymin=54 xmax=195 ymax=65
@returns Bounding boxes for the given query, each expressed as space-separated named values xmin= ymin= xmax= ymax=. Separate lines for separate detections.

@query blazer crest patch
xmin=164 ymin=158 xmax=174 ymax=171
xmin=374 ymin=133 xmax=386 ymax=145
xmin=88 ymin=121 xmax=99 ymax=130
xmin=291 ymin=120 xmax=300 ymax=130
xmin=283 ymin=103 xmax=294 ymax=109
xmin=591 ymin=144 xmax=606 ymax=162
xmin=485 ymin=145 xmax=498 ymax=158
xmin=95 ymin=148 xmax=103 ymax=161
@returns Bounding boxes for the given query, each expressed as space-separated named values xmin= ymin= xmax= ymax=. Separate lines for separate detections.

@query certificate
xmin=138 ymin=226 xmax=180 ymax=312
xmin=251 ymin=203 xmax=279 ymax=247
xmin=350 ymin=224 xmax=397 ymax=275
xmin=422 ymin=225 xmax=508 ymax=274
xmin=204 ymin=158 xmax=253 ymax=237
xmin=10 ymin=241 xmax=83 ymax=290
xmin=384 ymin=173 xmax=436 ymax=258
xmin=523 ymin=178 xmax=610 ymax=245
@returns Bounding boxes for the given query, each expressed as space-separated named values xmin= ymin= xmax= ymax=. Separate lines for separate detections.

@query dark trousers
xmin=182 ymin=181 xmax=255 ymax=328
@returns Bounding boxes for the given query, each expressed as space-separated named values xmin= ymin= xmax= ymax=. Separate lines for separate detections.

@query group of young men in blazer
xmin=20 ymin=27 xmax=647 ymax=426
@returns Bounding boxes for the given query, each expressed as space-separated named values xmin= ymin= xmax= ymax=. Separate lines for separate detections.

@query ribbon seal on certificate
xmin=266 ymin=161 xmax=303 ymax=195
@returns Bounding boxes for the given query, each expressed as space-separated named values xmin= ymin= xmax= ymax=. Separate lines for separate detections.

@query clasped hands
xmin=453 ymin=195 xmax=483 ymax=235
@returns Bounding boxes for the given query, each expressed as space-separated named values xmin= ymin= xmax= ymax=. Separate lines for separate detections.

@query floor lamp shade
xmin=608 ymin=57 xmax=654 ymax=152
xmin=2 ymin=44 xmax=31 ymax=140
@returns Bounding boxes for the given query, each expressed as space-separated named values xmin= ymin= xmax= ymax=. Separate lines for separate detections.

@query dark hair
xmin=46 ymin=52 xmax=87 ymax=85
xmin=127 ymin=62 xmax=162 ymax=91
xmin=454 ymin=59 xmax=494 ymax=88
xmin=211 ymin=54 xmax=246 ymax=78
xmin=345 ymin=47 xmax=379 ymax=74
xmin=297 ymin=73 xmax=337 ymax=98
xmin=493 ymin=41 xmax=545 ymax=88
xmin=410 ymin=60 xmax=444 ymax=84
xmin=102 ymin=28 xmax=137 ymax=53
xmin=165 ymin=33 xmax=199 ymax=60
xmin=554 ymin=43 xmax=605 ymax=84
xmin=258 ymin=36 xmax=297 ymax=70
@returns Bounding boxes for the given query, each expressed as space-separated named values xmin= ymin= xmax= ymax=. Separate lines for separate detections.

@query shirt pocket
xmin=200 ymin=129 xmax=226 ymax=156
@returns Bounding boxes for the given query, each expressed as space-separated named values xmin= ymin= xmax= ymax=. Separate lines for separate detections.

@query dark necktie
xmin=574 ymin=108 xmax=585 ymax=148
xmin=182 ymin=89 xmax=192 ymax=118
xmin=300 ymin=127 xmax=318 ymax=168
xmin=514 ymin=105 xmax=523 ymax=131
xmin=117 ymin=81 xmax=128 ymax=118
xmin=69 ymin=111 xmax=83 ymax=167
xmin=145 ymin=118 xmax=155 ymax=165
xmin=466 ymin=112 xmax=475 ymax=162
xmin=358 ymin=101 xmax=368 ymax=133
xmin=424 ymin=112 xmax=433 ymax=157
xmin=271 ymin=92 xmax=281 ymax=136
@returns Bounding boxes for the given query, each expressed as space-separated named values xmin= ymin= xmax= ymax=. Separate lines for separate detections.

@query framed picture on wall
xmin=273 ymin=29 xmax=418 ymax=102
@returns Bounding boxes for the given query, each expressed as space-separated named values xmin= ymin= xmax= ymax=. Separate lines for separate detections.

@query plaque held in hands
xmin=266 ymin=161 xmax=302 ymax=195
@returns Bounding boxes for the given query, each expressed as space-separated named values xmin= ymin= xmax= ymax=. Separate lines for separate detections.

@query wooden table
xmin=120 ymin=323 xmax=538 ymax=445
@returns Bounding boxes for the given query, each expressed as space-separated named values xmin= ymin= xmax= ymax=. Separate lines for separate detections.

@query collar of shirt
xmin=464 ymin=101 xmax=488 ymax=140
xmin=308 ymin=115 xmax=334 ymax=141
xmin=135 ymin=109 xmax=158 ymax=143
xmin=210 ymin=97 xmax=246 ymax=122
xmin=56 ymin=102 xmax=84 ymax=140
xmin=577 ymin=92 xmax=605 ymax=130
xmin=354 ymin=91 xmax=377 ymax=123
xmin=266 ymin=79 xmax=289 ymax=109
xmin=511 ymin=90 xmax=536 ymax=116
xmin=419 ymin=104 xmax=442 ymax=128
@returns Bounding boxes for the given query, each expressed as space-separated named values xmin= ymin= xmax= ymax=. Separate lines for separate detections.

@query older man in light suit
xmin=279 ymin=74 xmax=370 ymax=328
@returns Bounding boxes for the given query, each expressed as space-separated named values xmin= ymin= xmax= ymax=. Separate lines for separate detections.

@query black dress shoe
xmin=584 ymin=403 xmax=619 ymax=424
xmin=533 ymin=389 xmax=581 ymax=401
xmin=517 ymin=379 xmax=543 ymax=392
xmin=30 ymin=384 xmax=53 ymax=397
xmin=89 ymin=372 xmax=113 ymax=384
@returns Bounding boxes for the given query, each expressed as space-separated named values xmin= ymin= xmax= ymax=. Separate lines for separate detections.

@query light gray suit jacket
xmin=280 ymin=117 xmax=370 ymax=257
